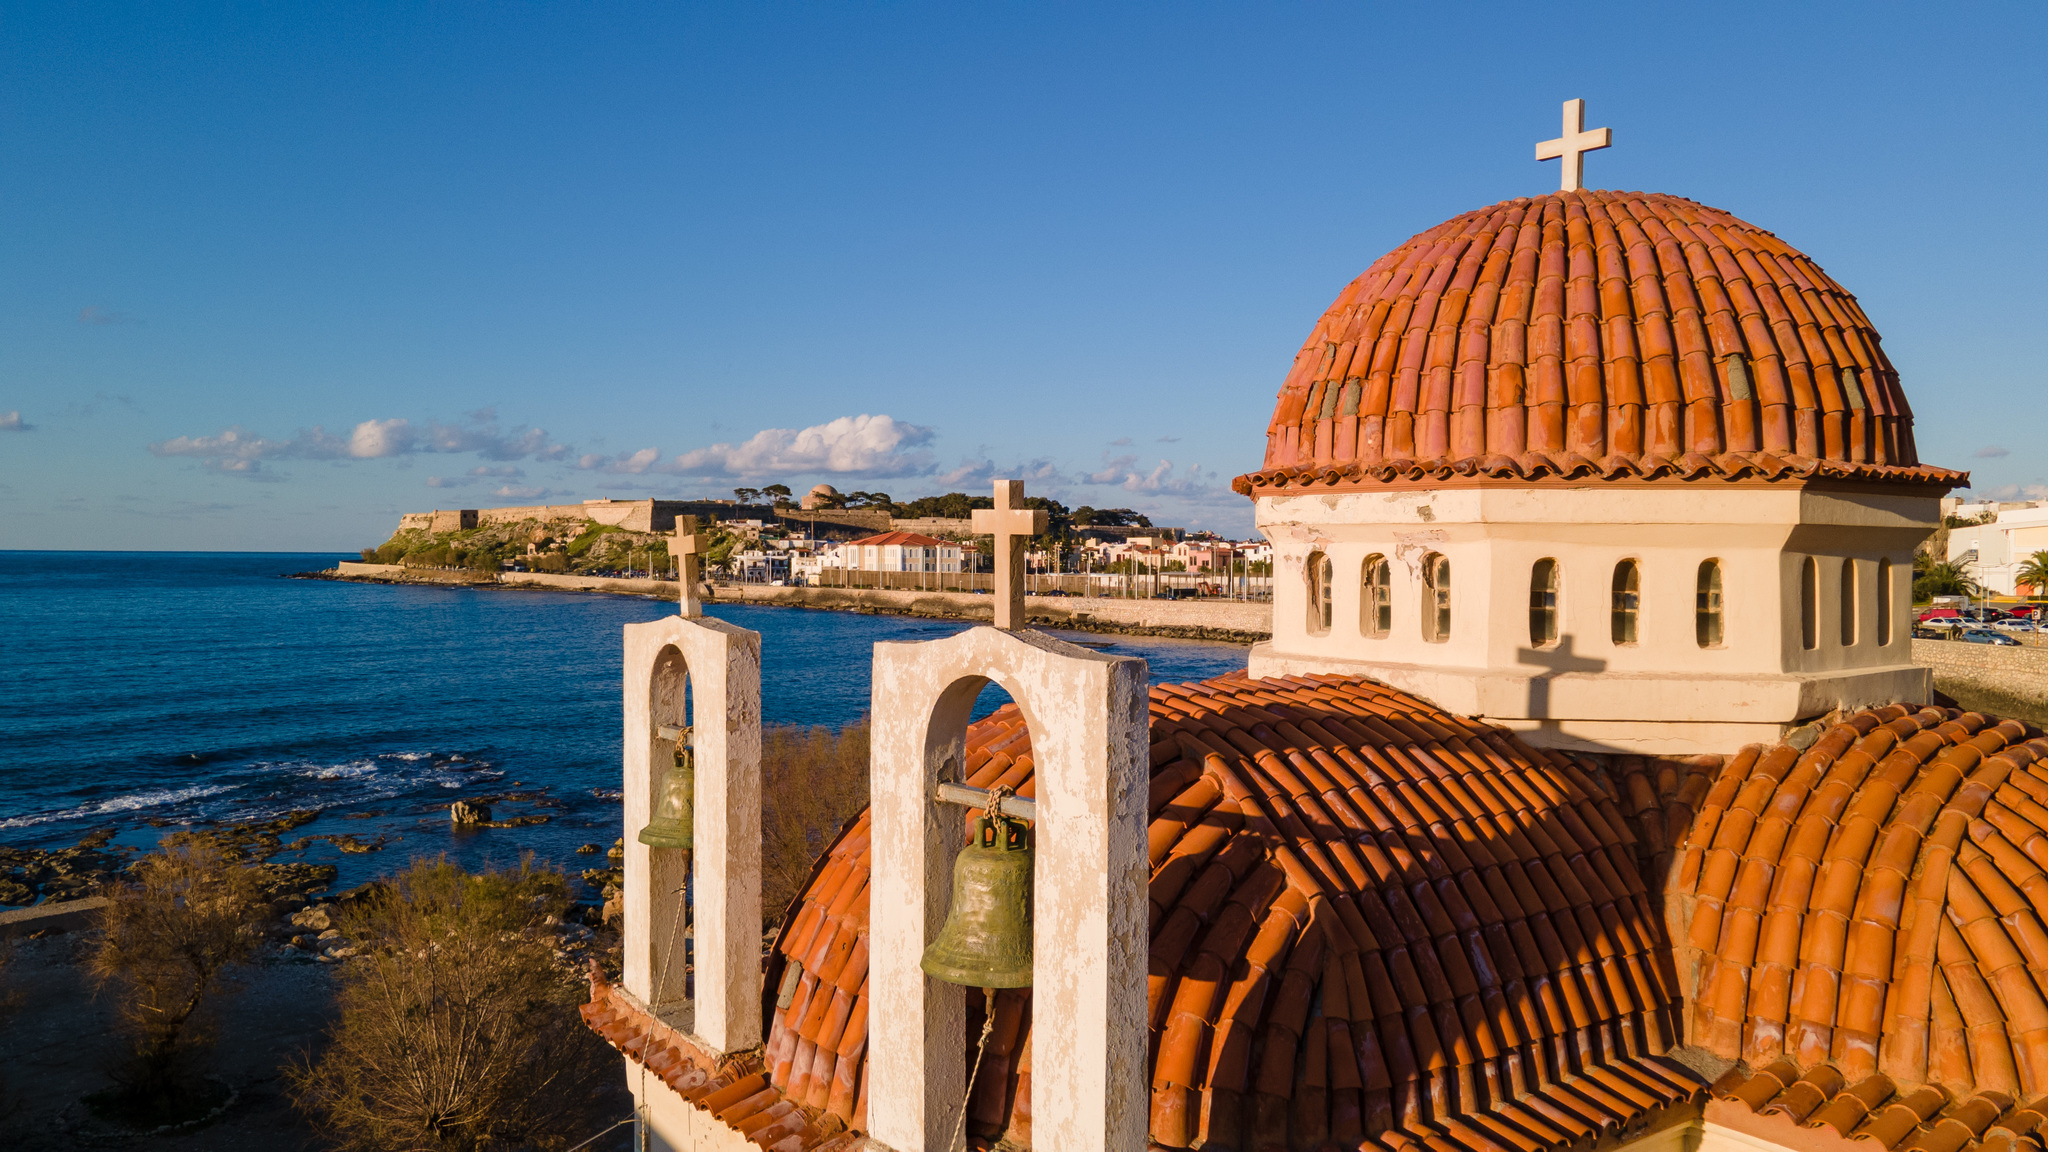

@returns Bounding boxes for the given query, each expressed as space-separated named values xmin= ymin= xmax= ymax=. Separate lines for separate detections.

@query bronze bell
xmin=638 ymin=728 xmax=695 ymax=850
xmin=921 ymin=811 xmax=1033 ymax=988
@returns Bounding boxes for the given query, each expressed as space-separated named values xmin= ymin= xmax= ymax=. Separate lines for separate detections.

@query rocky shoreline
xmin=0 ymin=795 xmax=620 ymax=922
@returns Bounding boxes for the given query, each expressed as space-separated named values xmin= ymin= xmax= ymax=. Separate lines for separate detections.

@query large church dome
xmin=1236 ymin=190 xmax=1964 ymax=495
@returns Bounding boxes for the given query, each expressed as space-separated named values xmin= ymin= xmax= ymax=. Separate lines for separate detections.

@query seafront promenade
xmin=322 ymin=561 xmax=1274 ymax=642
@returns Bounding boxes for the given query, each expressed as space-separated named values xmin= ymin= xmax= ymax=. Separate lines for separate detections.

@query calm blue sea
xmin=0 ymin=552 xmax=1248 ymax=890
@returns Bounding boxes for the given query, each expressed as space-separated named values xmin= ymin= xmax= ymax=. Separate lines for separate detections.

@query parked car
xmin=1992 ymin=618 xmax=2039 ymax=632
xmin=1959 ymin=629 xmax=2022 ymax=646
xmin=1919 ymin=616 xmax=1965 ymax=632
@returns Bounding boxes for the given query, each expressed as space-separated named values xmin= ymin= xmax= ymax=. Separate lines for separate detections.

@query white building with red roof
xmin=827 ymin=531 xmax=969 ymax=575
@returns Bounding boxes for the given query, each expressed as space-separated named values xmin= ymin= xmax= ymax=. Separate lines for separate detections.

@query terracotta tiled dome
xmin=1671 ymin=708 xmax=2048 ymax=1152
xmin=1235 ymin=190 xmax=1966 ymax=496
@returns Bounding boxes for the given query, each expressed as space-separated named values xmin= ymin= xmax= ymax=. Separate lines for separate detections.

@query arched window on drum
xmin=1361 ymin=554 xmax=1391 ymax=639
xmin=1528 ymin=559 xmax=1559 ymax=648
xmin=1421 ymin=553 xmax=1451 ymax=643
xmin=1305 ymin=551 xmax=1333 ymax=636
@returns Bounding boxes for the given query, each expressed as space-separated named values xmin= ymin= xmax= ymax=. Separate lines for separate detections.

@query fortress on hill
xmin=395 ymin=496 xmax=1174 ymax=542
xmin=397 ymin=498 xmax=768 ymax=535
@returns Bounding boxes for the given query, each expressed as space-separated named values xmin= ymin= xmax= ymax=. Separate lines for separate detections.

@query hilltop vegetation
xmin=360 ymin=516 xmax=713 ymax=576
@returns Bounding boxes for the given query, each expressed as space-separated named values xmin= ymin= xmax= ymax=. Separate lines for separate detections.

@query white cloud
xmin=1976 ymin=445 xmax=2012 ymax=458
xmin=1085 ymin=453 xmax=1215 ymax=495
xmin=425 ymin=476 xmax=469 ymax=488
xmin=0 ymin=410 xmax=32 ymax=431
xmin=151 ymin=426 xmax=288 ymax=463
xmin=79 ymin=305 xmax=140 ymax=326
xmin=1985 ymin=483 xmax=2048 ymax=501
xmin=149 ymin=413 xmax=570 ymax=477
xmin=935 ymin=457 xmax=1065 ymax=489
xmin=668 ymin=414 xmax=934 ymax=478
xmin=578 ymin=447 xmax=662 ymax=474
xmin=493 ymin=485 xmax=551 ymax=499
xmin=348 ymin=418 xmax=416 ymax=458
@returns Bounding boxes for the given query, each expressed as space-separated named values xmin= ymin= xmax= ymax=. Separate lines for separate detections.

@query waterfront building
xmin=827 ymin=531 xmax=970 ymax=575
xmin=1948 ymin=506 xmax=2048 ymax=596
xmin=585 ymin=104 xmax=2048 ymax=1152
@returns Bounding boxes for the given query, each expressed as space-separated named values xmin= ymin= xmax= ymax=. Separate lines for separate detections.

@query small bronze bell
xmin=638 ymin=729 xmax=695 ymax=850
xmin=921 ymin=811 xmax=1033 ymax=988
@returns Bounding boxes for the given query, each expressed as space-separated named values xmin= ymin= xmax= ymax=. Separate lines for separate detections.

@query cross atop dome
xmin=1534 ymin=97 xmax=1611 ymax=192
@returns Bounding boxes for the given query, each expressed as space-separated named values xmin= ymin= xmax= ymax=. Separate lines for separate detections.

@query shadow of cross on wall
xmin=1515 ymin=634 xmax=1608 ymax=718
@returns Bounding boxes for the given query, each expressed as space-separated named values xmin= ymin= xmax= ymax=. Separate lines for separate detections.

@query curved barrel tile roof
xmin=756 ymin=674 xmax=1709 ymax=1151
xmin=1665 ymin=705 xmax=2048 ymax=1152
xmin=1234 ymin=190 xmax=1966 ymax=496
xmin=586 ymin=682 xmax=2048 ymax=1152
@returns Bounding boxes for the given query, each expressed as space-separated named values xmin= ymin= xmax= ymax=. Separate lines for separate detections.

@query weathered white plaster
xmin=622 ymin=613 xmax=763 ymax=1055
xmin=867 ymin=627 xmax=1150 ymax=1152
xmin=1250 ymin=485 xmax=1939 ymax=755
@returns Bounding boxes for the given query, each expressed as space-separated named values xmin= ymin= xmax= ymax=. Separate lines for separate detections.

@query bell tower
xmin=866 ymin=624 xmax=1151 ymax=1152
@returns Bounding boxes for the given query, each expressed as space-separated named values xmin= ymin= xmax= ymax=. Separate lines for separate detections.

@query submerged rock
xmin=449 ymin=800 xmax=492 ymax=825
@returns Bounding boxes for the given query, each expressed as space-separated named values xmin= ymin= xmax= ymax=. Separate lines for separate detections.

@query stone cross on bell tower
xmin=1535 ymin=97 xmax=1612 ymax=192
xmin=668 ymin=515 xmax=708 ymax=617
xmin=970 ymin=479 xmax=1047 ymax=630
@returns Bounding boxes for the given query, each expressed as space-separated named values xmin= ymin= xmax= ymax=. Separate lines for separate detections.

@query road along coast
xmin=307 ymin=562 xmax=1274 ymax=642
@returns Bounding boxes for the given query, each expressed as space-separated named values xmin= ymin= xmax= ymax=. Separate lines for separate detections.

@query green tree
xmin=733 ymin=487 xmax=761 ymax=504
xmin=762 ymin=483 xmax=794 ymax=506
xmin=91 ymin=843 xmax=266 ymax=1116
xmin=1913 ymin=553 xmax=1983 ymax=602
xmin=287 ymin=858 xmax=616 ymax=1152
xmin=2017 ymin=551 xmax=2048 ymax=599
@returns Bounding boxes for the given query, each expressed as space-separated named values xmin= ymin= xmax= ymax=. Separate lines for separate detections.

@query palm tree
xmin=1913 ymin=554 xmax=1983 ymax=602
xmin=2017 ymin=550 xmax=2048 ymax=600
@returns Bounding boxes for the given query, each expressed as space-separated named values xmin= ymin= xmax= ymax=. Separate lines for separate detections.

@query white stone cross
xmin=970 ymin=479 xmax=1047 ymax=630
xmin=1535 ymin=98 xmax=1612 ymax=192
xmin=668 ymin=515 xmax=708 ymax=617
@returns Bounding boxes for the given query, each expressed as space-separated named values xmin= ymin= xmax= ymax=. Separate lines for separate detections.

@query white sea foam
xmin=0 ymin=783 xmax=241 ymax=830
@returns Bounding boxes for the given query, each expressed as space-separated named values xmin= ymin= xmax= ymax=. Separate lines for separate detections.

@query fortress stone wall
xmin=392 ymin=499 xmax=1160 ymax=543
xmin=398 ymin=499 xmax=778 ymax=537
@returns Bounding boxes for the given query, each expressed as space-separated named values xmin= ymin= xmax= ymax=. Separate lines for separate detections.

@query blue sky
xmin=2 ymin=2 xmax=2043 ymax=550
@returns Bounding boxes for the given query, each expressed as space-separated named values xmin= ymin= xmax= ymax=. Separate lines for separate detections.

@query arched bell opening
xmin=918 ymin=671 xmax=1044 ymax=1151
xmin=643 ymin=642 xmax=693 ymax=1013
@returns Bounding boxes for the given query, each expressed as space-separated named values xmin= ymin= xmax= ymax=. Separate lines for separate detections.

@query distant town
xmin=368 ymin=484 xmax=1274 ymax=596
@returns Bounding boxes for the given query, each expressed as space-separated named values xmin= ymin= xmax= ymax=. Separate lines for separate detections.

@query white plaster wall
xmin=1252 ymin=485 xmax=1937 ymax=754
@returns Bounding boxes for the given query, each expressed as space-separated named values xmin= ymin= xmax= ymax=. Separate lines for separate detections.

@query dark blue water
xmin=0 ymin=552 xmax=1248 ymax=889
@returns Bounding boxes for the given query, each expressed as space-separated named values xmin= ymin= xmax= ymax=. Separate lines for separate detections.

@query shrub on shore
xmin=287 ymin=856 xmax=617 ymax=1152
xmin=760 ymin=721 xmax=870 ymax=926
xmin=88 ymin=841 xmax=266 ymax=1121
